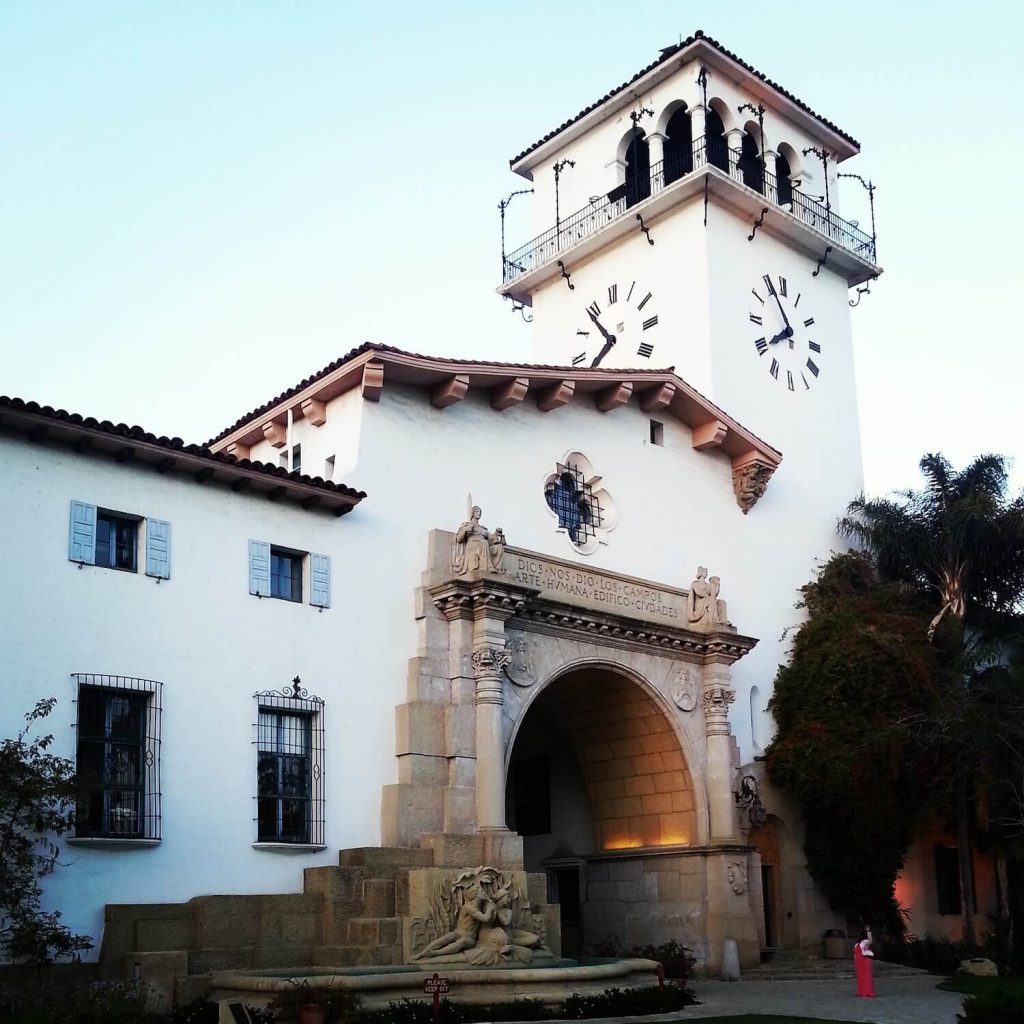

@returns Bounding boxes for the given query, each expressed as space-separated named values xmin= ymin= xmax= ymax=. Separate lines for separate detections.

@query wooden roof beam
xmin=361 ymin=359 xmax=385 ymax=402
xmin=639 ymin=382 xmax=677 ymax=411
xmin=430 ymin=374 xmax=470 ymax=409
xmin=536 ymin=380 xmax=575 ymax=412
xmin=490 ymin=377 xmax=529 ymax=411
xmin=692 ymin=419 xmax=728 ymax=450
xmin=596 ymin=381 xmax=633 ymax=412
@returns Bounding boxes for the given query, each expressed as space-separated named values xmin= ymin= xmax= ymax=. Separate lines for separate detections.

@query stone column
xmin=702 ymin=656 xmax=739 ymax=844
xmin=762 ymin=148 xmax=779 ymax=201
xmin=471 ymin=644 xmax=511 ymax=830
xmin=647 ymin=132 xmax=666 ymax=191
xmin=689 ymin=105 xmax=707 ymax=165
xmin=725 ymin=129 xmax=745 ymax=181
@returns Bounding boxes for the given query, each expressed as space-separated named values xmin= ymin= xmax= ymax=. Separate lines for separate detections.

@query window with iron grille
xmin=73 ymin=674 xmax=162 ymax=840
xmin=544 ymin=463 xmax=603 ymax=547
xmin=255 ymin=681 xmax=324 ymax=845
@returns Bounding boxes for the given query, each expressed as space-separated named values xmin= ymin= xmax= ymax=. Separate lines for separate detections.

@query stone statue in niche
xmin=409 ymin=866 xmax=550 ymax=966
xmin=671 ymin=666 xmax=698 ymax=712
xmin=686 ymin=566 xmax=730 ymax=626
xmin=451 ymin=501 xmax=507 ymax=577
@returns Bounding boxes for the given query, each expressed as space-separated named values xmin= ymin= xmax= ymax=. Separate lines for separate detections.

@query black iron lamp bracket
xmin=703 ymin=175 xmax=710 ymax=227
xmin=557 ymin=260 xmax=574 ymax=290
xmin=636 ymin=213 xmax=654 ymax=245
xmin=503 ymin=294 xmax=534 ymax=322
xmin=748 ymin=206 xmax=768 ymax=242
xmin=812 ymin=246 xmax=833 ymax=277
xmin=849 ymin=274 xmax=879 ymax=307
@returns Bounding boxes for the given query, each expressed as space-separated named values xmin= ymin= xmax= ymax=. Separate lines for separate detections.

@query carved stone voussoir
xmin=732 ymin=460 xmax=775 ymax=514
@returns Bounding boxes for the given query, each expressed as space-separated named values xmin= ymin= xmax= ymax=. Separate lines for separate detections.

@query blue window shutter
xmin=69 ymin=501 xmax=97 ymax=563
xmin=145 ymin=519 xmax=171 ymax=579
xmin=249 ymin=540 xmax=271 ymax=596
xmin=310 ymin=553 xmax=331 ymax=608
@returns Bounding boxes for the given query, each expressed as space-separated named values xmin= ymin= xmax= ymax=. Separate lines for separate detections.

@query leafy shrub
xmin=627 ymin=938 xmax=696 ymax=981
xmin=362 ymin=997 xmax=469 ymax=1024
xmin=0 ymin=979 xmax=156 ymax=1024
xmin=889 ymin=935 xmax=971 ymax=975
xmin=561 ymin=985 xmax=695 ymax=1018
xmin=958 ymin=988 xmax=1024 ymax=1024
xmin=166 ymin=997 xmax=274 ymax=1023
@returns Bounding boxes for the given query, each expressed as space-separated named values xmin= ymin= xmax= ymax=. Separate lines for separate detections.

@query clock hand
xmin=587 ymin=307 xmax=617 ymax=346
xmin=590 ymin=338 xmax=615 ymax=367
xmin=768 ymin=326 xmax=794 ymax=345
xmin=770 ymin=288 xmax=792 ymax=333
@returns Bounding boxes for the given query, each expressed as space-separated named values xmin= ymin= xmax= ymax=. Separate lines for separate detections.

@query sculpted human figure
xmin=686 ymin=566 xmax=714 ymax=625
xmin=452 ymin=505 xmax=491 ymax=576
xmin=469 ymin=887 xmax=544 ymax=966
xmin=709 ymin=575 xmax=729 ymax=624
xmin=488 ymin=527 xmax=507 ymax=572
xmin=410 ymin=883 xmax=493 ymax=961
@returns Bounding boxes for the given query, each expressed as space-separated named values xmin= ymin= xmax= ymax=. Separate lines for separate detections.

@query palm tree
xmin=840 ymin=453 xmax=1024 ymax=946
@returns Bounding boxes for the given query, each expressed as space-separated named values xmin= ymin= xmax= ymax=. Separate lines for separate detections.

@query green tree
xmin=840 ymin=453 xmax=1024 ymax=946
xmin=766 ymin=551 xmax=944 ymax=931
xmin=0 ymin=699 xmax=93 ymax=963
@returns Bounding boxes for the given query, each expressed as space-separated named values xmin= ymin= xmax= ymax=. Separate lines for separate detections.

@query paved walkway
xmin=679 ymin=974 xmax=964 ymax=1022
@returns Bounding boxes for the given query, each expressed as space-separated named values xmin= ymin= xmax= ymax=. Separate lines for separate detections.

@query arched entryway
xmin=505 ymin=665 xmax=698 ymax=954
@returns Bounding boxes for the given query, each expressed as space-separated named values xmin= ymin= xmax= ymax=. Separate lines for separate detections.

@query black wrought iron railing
xmin=502 ymin=134 xmax=877 ymax=283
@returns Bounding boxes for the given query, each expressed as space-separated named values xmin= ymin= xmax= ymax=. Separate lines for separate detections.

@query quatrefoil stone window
xmin=543 ymin=452 xmax=617 ymax=555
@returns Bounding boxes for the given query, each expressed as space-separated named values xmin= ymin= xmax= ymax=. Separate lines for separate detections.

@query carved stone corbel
xmin=731 ymin=454 xmax=776 ymax=514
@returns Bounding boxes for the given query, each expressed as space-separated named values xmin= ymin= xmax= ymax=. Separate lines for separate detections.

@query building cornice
xmin=0 ymin=396 xmax=365 ymax=518
xmin=208 ymin=344 xmax=782 ymax=514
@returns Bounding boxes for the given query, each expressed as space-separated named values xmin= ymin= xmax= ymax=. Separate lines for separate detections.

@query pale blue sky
xmin=2 ymin=1 xmax=1021 ymax=496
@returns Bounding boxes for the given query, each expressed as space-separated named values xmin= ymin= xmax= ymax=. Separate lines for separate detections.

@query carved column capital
xmin=702 ymin=685 xmax=736 ymax=736
xmin=430 ymin=579 xmax=534 ymax=624
xmin=472 ymin=646 xmax=511 ymax=706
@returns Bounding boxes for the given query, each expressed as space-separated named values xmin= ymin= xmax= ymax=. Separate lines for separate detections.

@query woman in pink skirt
xmin=854 ymin=925 xmax=875 ymax=997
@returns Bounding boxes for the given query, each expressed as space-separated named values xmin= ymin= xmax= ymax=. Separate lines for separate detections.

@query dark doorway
xmin=738 ymin=133 xmax=764 ymax=193
xmin=705 ymin=109 xmax=729 ymax=172
xmin=775 ymin=153 xmax=793 ymax=207
xmin=663 ymin=107 xmax=693 ymax=185
xmin=625 ymin=131 xmax=651 ymax=208
xmin=548 ymin=867 xmax=583 ymax=956
xmin=761 ymin=865 xmax=776 ymax=947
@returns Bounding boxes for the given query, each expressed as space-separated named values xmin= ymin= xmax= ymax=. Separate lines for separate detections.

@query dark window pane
xmin=257 ymin=710 xmax=312 ymax=842
xmin=95 ymin=513 xmax=137 ymax=571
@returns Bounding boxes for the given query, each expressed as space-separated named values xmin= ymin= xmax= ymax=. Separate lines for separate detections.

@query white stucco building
xmin=0 ymin=31 xmax=992 ymax=981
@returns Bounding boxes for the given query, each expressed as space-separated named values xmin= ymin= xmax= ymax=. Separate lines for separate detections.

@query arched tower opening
xmin=704 ymin=107 xmax=729 ymax=173
xmin=624 ymin=130 xmax=651 ymax=208
xmin=663 ymin=104 xmax=693 ymax=184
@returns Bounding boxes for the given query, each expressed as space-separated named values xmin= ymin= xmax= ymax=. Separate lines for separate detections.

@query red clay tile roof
xmin=510 ymin=29 xmax=859 ymax=167
xmin=0 ymin=395 xmax=366 ymax=513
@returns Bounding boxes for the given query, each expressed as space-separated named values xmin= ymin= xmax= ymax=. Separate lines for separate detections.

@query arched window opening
xmin=705 ymin=109 xmax=728 ymax=172
xmin=738 ymin=133 xmax=764 ymax=193
xmin=624 ymin=131 xmax=651 ymax=208
xmin=663 ymin=107 xmax=692 ymax=185
xmin=775 ymin=152 xmax=793 ymax=207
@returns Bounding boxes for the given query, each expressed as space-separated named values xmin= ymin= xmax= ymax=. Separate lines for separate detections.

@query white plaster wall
xmin=0 ymin=437 xmax=387 ymax=957
xmin=247 ymin=386 xmax=364 ymax=480
xmin=522 ymin=53 xmax=842 ymax=240
xmin=529 ymin=199 xmax=714 ymax=390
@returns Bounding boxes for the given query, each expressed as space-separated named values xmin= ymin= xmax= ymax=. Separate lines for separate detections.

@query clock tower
xmin=498 ymin=30 xmax=880 ymax=506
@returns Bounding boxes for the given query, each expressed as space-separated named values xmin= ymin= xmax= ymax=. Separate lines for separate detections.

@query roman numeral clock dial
xmin=749 ymin=273 xmax=822 ymax=392
xmin=575 ymin=281 xmax=658 ymax=367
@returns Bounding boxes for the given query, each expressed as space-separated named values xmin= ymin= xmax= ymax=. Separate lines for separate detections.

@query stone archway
xmin=383 ymin=529 xmax=765 ymax=969
xmin=505 ymin=664 xmax=699 ymax=954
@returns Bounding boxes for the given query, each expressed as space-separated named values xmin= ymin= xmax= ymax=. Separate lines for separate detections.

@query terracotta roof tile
xmin=510 ymin=29 xmax=859 ymax=167
xmin=0 ymin=396 xmax=366 ymax=503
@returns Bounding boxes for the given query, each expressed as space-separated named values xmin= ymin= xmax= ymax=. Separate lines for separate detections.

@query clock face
xmin=573 ymin=281 xmax=659 ymax=367
xmin=749 ymin=273 xmax=822 ymax=392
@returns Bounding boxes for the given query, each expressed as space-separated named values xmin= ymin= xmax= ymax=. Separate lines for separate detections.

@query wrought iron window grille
xmin=72 ymin=674 xmax=162 ymax=840
xmin=544 ymin=462 xmax=603 ymax=547
xmin=253 ymin=678 xmax=325 ymax=846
